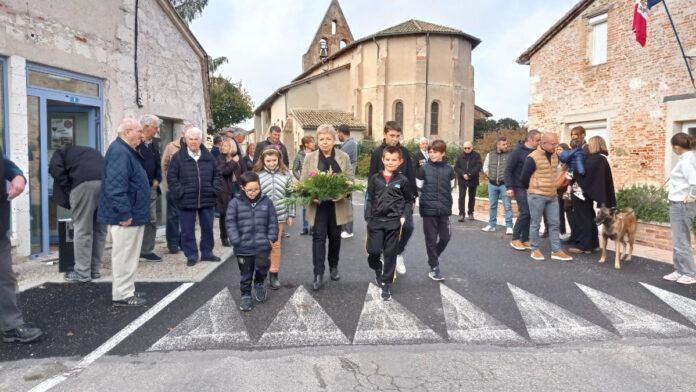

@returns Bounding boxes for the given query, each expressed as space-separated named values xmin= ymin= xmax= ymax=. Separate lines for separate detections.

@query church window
xmin=332 ymin=20 xmax=337 ymax=35
xmin=589 ymin=13 xmax=607 ymax=65
xmin=394 ymin=101 xmax=404 ymax=127
xmin=366 ymin=103 xmax=373 ymax=137
xmin=340 ymin=40 xmax=347 ymax=49
xmin=319 ymin=38 xmax=328 ymax=60
xmin=430 ymin=101 xmax=439 ymax=135
xmin=459 ymin=103 xmax=465 ymax=139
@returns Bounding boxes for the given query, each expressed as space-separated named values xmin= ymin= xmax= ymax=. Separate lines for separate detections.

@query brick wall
xmin=635 ymin=221 xmax=696 ymax=254
xmin=526 ymin=0 xmax=696 ymax=189
xmin=473 ymin=198 xmax=520 ymax=218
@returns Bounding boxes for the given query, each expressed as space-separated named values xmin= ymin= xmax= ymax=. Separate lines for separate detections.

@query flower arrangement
xmin=287 ymin=170 xmax=365 ymax=206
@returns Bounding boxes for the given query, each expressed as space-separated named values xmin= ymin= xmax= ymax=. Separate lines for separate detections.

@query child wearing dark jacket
xmin=416 ymin=140 xmax=455 ymax=281
xmin=225 ymin=171 xmax=279 ymax=311
xmin=365 ymin=146 xmax=415 ymax=301
xmin=559 ymin=138 xmax=586 ymax=200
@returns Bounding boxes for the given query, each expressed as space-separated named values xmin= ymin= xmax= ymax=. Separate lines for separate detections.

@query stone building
xmin=254 ymin=0 xmax=481 ymax=163
xmin=517 ymin=0 xmax=696 ymax=188
xmin=0 ymin=0 xmax=211 ymax=256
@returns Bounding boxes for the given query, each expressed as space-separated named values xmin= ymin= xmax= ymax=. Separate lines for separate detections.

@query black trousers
xmin=366 ymin=219 xmax=401 ymax=285
xmin=219 ymin=213 xmax=228 ymax=242
xmin=423 ymin=216 xmax=451 ymax=268
xmin=237 ymin=251 xmax=270 ymax=296
xmin=458 ymin=184 xmax=477 ymax=216
xmin=312 ymin=202 xmax=341 ymax=276
xmin=571 ymin=195 xmax=599 ymax=251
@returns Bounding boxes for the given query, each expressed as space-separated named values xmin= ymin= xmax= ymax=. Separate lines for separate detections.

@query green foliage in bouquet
xmin=287 ymin=170 xmax=365 ymax=206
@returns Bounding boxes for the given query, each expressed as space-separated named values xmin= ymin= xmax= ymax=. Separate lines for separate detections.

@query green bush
xmin=476 ymin=183 xmax=489 ymax=198
xmin=356 ymin=154 xmax=371 ymax=178
xmin=616 ymin=185 xmax=668 ymax=224
xmin=358 ymin=139 xmax=378 ymax=156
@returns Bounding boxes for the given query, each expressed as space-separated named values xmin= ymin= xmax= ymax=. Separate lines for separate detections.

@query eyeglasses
xmin=243 ymin=188 xmax=260 ymax=194
xmin=463 ymin=147 xmax=472 ymax=150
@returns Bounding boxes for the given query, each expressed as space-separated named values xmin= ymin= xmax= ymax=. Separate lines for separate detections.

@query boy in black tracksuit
xmin=416 ymin=140 xmax=455 ymax=281
xmin=365 ymin=146 xmax=415 ymax=301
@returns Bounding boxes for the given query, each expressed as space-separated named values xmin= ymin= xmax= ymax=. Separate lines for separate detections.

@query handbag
xmin=556 ymin=170 xmax=570 ymax=192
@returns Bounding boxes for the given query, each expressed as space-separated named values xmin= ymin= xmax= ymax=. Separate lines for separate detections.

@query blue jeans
xmin=179 ymin=206 xmax=215 ymax=261
xmin=166 ymin=192 xmax=181 ymax=249
xmin=527 ymin=193 xmax=561 ymax=252
xmin=302 ymin=206 xmax=309 ymax=230
xmin=488 ymin=183 xmax=513 ymax=228
xmin=512 ymin=188 xmax=530 ymax=242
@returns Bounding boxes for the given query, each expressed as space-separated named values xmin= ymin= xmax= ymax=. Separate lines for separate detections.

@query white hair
xmin=419 ymin=137 xmax=429 ymax=144
xmin=117 ymin=118 xmax=140 ymax=135
xmin=140 ymin=114 xmax=160 ymax=128
xmin=184 ymin=126 xmax=203 ymax=139
xmin=316 ymin=124 xmax=337 ymax=140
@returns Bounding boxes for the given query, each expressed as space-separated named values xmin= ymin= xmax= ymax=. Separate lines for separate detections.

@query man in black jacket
xmin=454 ymin=141 xmax=482 ymax=222
xmin=368 ymin=121 xmax=417 ymax=275
xmin=136 ymin=115 xmax=162 ymax=262
xmin=49 ymin=145 xmax=106 ymax=282
xmin=505 ymin=129 xmax=541 ymax=251
xmin=253 ymin=125 xmax=289 ymax=167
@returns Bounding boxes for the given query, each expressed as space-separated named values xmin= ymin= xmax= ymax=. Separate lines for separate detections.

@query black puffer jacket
xmin=167 ymin=144 xmax=222 ymax=210
xmin=225 ymin=193 xmax=279 ymax=256
xmin=365 ymin=172 xmax=414 ymax=221
xmin=418 ymin=161 xmax=455 ymax=217
xmin=454 ymin=151 xmax=482 ymax=187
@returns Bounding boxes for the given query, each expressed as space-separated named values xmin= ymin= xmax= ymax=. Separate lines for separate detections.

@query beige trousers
xmin=110 ymin=225 xmax=144 ymax=301
xmin=270 ymin=222 xmax=285 ymax=273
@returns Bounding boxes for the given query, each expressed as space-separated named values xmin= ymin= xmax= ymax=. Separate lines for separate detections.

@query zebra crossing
xmin=148 ymin=282 xmax=696 ymax=352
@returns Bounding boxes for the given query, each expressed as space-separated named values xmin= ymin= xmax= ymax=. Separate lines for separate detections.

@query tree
xmin=168 ymin=0 xmax=208 ymax=24
xmin=474 ymin=118 xmax=498 ymax=140
xmin=208 ymin=56 xmax=228 ymax=75
xmin=208 ymin=76 xmax=254 ymax=134
xmin=496 ymin=117 xmax=520 ymax=130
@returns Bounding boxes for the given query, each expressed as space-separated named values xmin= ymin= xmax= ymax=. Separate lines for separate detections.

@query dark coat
xmin=216 ymin=156 xmax=244 ymax=214
xmin=414 ymin=150 xmax=429 ymax=168
xmin=166 ymin=143 xmax=222 ymax=210
xmin=1 ymin=147 xmax=24 ymax=234
xmin=225 ymin=193 xmax=279 ymax=256
xmin=49 ymin=145 xmax=104 ymax=209
xmin=504 ymin=140 xmax=537 ymax=190
xmin=368 ymin=140 xmax=418 ymax=196
xmin=97 ymin=137 xmax=151 ymax=226
xmin=243 ymin=155 xmax=254 ymax=172
xmin=253 ymin=139 xmax=290 ymax=167
xmin=454 ymin=151 xmax=482 ymax=187
xmin=365 ymin=171 xmax=414 ymax=221
xmin=576 ymin=152 xmax=616 ymax=207
xmin=418 ymin=161 xmax=455 ymax=217
xmin=559 ymin=147 xmax=586 ymax=175
xmin=135 ymin=139 xmax=161 ymax=186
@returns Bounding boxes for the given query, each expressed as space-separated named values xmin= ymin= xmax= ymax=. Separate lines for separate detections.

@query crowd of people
xmin=3 ymin=117 xmax=696 ymax=342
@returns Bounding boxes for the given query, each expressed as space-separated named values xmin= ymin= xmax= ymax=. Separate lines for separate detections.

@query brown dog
xmin=595 ymin=207 xmax=638 ymax=269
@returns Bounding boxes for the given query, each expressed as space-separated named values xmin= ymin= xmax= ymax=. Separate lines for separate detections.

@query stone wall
xmin=526 ymin=0 xmax=696 ymax=189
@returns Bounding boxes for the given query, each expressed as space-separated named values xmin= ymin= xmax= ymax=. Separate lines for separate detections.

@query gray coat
xmin=258 ymin=167 xmax=295 ymax=222
xmin=292 ymin=149 xmax=307 ymax=180
xmin=341 ymin=137 xmax=358 ymax=174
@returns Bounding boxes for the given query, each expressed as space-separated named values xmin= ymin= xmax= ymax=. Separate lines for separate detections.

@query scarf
xmin=317 ymin=148 xmax=341 ymax=174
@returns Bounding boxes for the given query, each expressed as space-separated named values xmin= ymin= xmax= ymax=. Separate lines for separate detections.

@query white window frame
xmin=682 ymin=121 xmax=696 ymax=137
xmin=567 ymin=120 xmax=609 ymax=148
xmin=589 ymin=13 xmax=608 ymax=65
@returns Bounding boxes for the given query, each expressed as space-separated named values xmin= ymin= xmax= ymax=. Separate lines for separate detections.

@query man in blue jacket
xmin=98 ymin=118 xmax=151 ymax=307
xmin=1 ymin=147 xmax=43 ymax=343
xmin=505 ymin=129 xmax=541 ymax=251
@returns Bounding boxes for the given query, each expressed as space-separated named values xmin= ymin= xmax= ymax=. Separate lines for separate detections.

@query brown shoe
xmin=523 ymin=241 xmax=531 ymax=249
xmin=568 ymin=247 xmax=590 ymax=254
xmin=530 ymin=250 xmax=545 ymax=261
xmin=510 ymin=240 xmax=526 ymax=251
xmin=551 ymin=251 xmax=573 ymax=261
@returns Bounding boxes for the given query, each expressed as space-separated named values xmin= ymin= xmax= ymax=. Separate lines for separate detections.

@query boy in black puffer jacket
xmin=365 ymin=146 xmax=415 ymax=301
xmin=225 ymin=172 xmax=279 ymax=311
xmin=416 ymin=140 xmax=456 ymax=281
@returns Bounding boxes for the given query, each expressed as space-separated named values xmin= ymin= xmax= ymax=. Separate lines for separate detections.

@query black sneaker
xmin=168 ymin=246 xmax=180 ymax=254
xmin=112 ymin=296 xmax=147 ymax=307
xmin=64 ymin=271 xmax=90 ymax=283
xmin=374 ymin=268 xmax=383 ymax=286
xmin=381 ymin=284 xmax=392 ymax=301
xmin=239 ymin=295 xmax=253 ymax=311
xmin=201 ymin=255 xmax=221 ymax=262
xmin=186 ymin=258 xmax=198 ymax=267
xmin=428 ymin=266 xmax=444 ymax=281
xmin=91 ymin=271 xmax=101 ymax=279
xmin=254 ymin=283 xmax=267 ymax=302
xmin=140 ymin=253 xmax=162 ymax=262
xmin=467 ymin=213 xmax=475 ymax=221
xmin=2 ymin=324 xmax=43 ymax=343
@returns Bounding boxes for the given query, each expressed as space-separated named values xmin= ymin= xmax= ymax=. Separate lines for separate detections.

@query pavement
xmin=2 ymin=194 xmax=696 ymax=391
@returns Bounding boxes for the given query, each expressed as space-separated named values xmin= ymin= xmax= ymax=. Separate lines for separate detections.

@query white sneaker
xmin=676 ymin=275 xmax=696 ymax=285
xmin=663 ymin=271 xmax=682 ymax=282
xmin=481 ymin=225 xmax=495 ymax=232
xmin=341 ymin=231 xmax=354 ymax=239
xmin=506 ymin=227 xmax=513 ymax=235
xmin=396 ymin=254 xmax=406 ymax=274
xmin=559 ymin=233 xmax=571 ymax=241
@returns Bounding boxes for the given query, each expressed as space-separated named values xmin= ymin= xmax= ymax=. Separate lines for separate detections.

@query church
xmin=253 ymin=0 xmax=484 ymax=160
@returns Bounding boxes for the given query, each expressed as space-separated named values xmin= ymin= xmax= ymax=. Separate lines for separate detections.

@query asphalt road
xmin=3 ymin=196 xmax=696 ymax=390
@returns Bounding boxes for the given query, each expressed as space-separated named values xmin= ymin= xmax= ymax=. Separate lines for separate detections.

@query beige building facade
xmin=0 ymin=0 xmax=211 ymax=256
xmin=254 ymin=1 xmax=481 ymax=163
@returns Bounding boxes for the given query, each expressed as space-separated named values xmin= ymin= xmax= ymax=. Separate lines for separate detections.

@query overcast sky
xmin=189 ymin=0 xmax=579 ymax=130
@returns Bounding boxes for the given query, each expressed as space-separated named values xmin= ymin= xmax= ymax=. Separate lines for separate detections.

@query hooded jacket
xmin=258 ymin=167 xmax=295 ymax=222
xmin=505 ymin=140 xmax=537 ymax=190
xmin=225 ymin=192 xmax=279 ymax=256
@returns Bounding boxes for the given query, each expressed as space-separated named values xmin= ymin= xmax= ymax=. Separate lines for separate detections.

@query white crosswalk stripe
xmin=440 ymin=285 xmax=524 ymax=344
xmin=577 ymin=283 xmax=696 ymax=339
xmin=256 ymin=285 xmax=350 ymax=347
xmin=641 ymin=283 xmax=696 ymax=326
xmin=353 ymin=283 xmax=443 ymax=344
xmin=148 ymin=288 xmax=251 ymax=351
xmin=507 ymin=283 xmax=614 ymax=344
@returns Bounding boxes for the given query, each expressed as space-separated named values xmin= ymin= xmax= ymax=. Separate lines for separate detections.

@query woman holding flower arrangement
xmin=299 ymin=124 xmax=356 ymax=291
xmin=254 ymin=147 xmax=295 ymax=290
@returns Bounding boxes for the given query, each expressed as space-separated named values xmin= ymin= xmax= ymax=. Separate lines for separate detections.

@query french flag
xmin=633 ymin=0 xmax=663 ymax=46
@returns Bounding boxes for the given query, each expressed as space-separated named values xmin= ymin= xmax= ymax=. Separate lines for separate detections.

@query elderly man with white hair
xmin=97 ymin=118 xmax=151 ymax=307
xmin=161 ymin=122 xmax=194 ymax=254
xmin=136 ymin=114 xmax=163 ymax=262
xmin=167 ymin=126 xmax=222 ymax=266
xmin=414 ymin=137 xmax=430 ymax=168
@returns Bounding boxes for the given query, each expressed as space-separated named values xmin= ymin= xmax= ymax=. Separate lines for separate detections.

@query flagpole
xmin=659 ymin=0 xmax=695 ymax=89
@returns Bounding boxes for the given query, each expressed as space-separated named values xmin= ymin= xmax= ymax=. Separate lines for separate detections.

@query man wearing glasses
xmin=454 ymin=141 xmax=482 ymax=222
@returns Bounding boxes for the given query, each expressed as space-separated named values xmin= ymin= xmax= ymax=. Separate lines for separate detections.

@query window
xmin=683 ymin=121 xmax=696 ymax=138
xmin=340 ymin=40 xmax=347 ymax=49
xmin=0 ymin=58 xmax=6 ymax=151
xmin=430 ymin=101 xmax=439 ymax=135
xmin=366 ymin=103 xmax=373 ymax=137
xmin=332 ymin=20 xmax=337 ymax=35
xmin=590 ymin=13 xmax=607 ymax=65
xmin=319 ymin=38 xmax=328 ymax=59
xmin=459 ymin=103 xmax=465 ymax=139
xmin=394 ymin=101 xmax=403 ymax=127
xmin=568 ymin=121 xmax=609 ymax=148
xmin=27 ymin=69 xmax=100 ymax=97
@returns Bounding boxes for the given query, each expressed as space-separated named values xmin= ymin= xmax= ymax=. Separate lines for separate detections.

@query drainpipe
xmin=424 ymin=33 xmax=430 ymax=137
xmin=134 ymin=0 xmax=143 ymax=107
